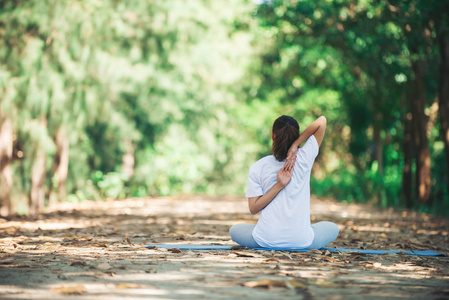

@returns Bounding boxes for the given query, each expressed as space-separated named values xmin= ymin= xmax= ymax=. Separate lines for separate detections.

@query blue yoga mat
xmin=146 ymin=244 xmax=445 ymax=256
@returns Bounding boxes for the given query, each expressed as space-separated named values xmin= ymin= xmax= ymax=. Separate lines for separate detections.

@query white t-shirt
xmin=246 ymin=135 xmax=319 ymax=248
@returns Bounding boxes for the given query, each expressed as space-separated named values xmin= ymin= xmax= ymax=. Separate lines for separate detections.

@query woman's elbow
xmin=248 ymin=204 xmax=259 ymax=215
xmin=248 ymin=196 xmax=262 ymax=214
xmin=249 ymin=208 xmax=259 ymax=215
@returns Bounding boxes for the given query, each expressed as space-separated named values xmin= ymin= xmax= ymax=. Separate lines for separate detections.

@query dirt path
xmin=0 ymin=196 xmax=448 ymax=299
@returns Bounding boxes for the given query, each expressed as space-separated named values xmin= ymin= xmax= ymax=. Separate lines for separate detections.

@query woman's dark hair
xmin=272 ymin=115 xmax=300 ymax=161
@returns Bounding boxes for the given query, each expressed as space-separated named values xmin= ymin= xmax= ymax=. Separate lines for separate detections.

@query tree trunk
xmin=411 ymin=61 xmax=432 ymax=204
xmin=29 ymin=118 xmax=48 ymax=215
xmin=48 ymin=127 xmax=69 ymax=206
xmin=29 ymin=150 xmax=46 ymax=215
xmin=438 ymin=29 xmax=449 ymax=189
xmin=402 ymin=108 xmax=413 ymax=208
xmin=373 ymin=126 xmax=384 ymax=176
xmin=0 ymin=116 xmax=13 ymax=216
xmin=121 ymin=138 xmax=134 ymax=180
xmin=372 ymin=77 xmax=384 ymax=176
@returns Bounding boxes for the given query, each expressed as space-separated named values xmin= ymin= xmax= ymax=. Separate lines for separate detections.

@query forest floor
xmin=0 ymin=196 xmax=448 ymax=300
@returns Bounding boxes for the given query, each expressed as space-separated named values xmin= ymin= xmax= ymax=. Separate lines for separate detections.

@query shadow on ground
xmin=0 ymin=196 xmax=448 ymax=299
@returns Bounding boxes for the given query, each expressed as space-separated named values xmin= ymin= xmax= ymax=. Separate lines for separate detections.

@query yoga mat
xmin=146 ymin=244 xmax=446 ymax=256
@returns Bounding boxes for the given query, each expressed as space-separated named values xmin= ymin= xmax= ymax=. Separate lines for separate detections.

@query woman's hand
xmin=283 ymin=143 xmax=299 ymax=172
xmin=277 ymin=167 xmax=293 ymax=187
xmin=248 ymin=157 xmax=295 ymax=215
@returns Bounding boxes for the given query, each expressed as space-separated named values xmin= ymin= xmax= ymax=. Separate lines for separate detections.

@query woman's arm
xmin=248 ymin=167 xmax=293 ymax=214
xmin=283 ymin=116 xmax=327 ymax=171
xmin=294 ymin=115 xmax=327 ymax=147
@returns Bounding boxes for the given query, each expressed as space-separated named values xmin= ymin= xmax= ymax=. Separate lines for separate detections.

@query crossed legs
xmin=229 ymin=221 xmax=339 ymax=249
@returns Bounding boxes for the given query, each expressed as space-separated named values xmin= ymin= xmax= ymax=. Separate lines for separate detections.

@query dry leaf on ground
xmin=286 ymin=280 xmax=307 ymax=289
xmin=97 ymin=262 xmax=112 ymax=270
xmin=306 ymin=249 xmax=322 ymax=255
xmin=168 ymin=248 xmax=181 ymax=253
xmin=244 ymin=279 xmax=286 ymax=288
xmin=125 ymin=233 xmax=133 ymax=245
xmin=263 ymin=258 xmax=280 ymax=263
xmin=51 ymin=284 xmax=87 ymax=295
xmin=322 ymin=256 xmax=344 ymax=263
xmin=116 ymin=283 xmax=147 ymax=289
xmin=89 ymin=242 xmax=109 ymax=248
xmin=232 ymin=251 xmax=257 ymax=258
xmin=69 ymin=261 xmax=88 ymax=267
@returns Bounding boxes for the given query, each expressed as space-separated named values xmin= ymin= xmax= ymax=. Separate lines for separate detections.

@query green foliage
xmin=1 ymin=0 xmax=448 ymax=217
xmin=1 ymin=0 xmax=258 ymax=211
xmin=253 ymin=0 xmax=448 ymax=215
xmin=95 ymin=171 xmax=129 ymax=199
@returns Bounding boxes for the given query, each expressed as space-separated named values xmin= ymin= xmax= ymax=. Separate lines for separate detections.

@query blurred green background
xmin=0 ymin=0 xmax=448 ymax=216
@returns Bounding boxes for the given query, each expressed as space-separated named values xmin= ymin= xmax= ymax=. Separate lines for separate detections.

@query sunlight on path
xmin=0 ymin=196 xmax=448 ymax=299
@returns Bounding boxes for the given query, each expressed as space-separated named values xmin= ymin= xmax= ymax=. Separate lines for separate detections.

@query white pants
xmin=229 ymin=221 xmax=339 ymax=249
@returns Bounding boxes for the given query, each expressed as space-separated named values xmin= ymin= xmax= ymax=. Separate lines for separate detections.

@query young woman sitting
xmin=229 ymin=115 xmax=339 ymax=249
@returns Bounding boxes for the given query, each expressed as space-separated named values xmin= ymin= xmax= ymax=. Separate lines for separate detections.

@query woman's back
xmin=247 ymin=135 xmax=319 ymax=248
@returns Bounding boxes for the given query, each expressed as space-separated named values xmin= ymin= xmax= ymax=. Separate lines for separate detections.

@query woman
xmin=229 ymin=115 xmax=339 ymax=249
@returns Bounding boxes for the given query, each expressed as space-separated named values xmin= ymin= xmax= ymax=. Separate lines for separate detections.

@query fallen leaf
xmin=145 ymin=268 xmax=157 ymax=273
xmin=244 ymin=279 xmax=286 ymax=288
xmin=349 ymin=238 xmax=362 ymax=243
xmin=97 ymin=262 xmax=111 ymax=270
xmin=51 ymin=285 xmax=87 ymax=295
xmin=168 ymin=248 xmax=181 ymax=253
xmin=286 ymin=280 xmax=307 ymax=289
xmin=311 ymin=280 xmax=337 ymax=287
xmin=230 ymin=246 xmax=244 ymax=250
xmin=306 ymin=249 xmax=322 ymax=255
xmin=3 ymin=264 xmax=32 ymax=268
xmin=63 ymin=236 xmax=92 ymax=242
xmin=89 ymin=243 xmax=109 ymax=248
xmin=298 ymin=262 xmax=327 ymax=267
xmin=322 ymin=256 xmax=343 ymax=263
xmin=116 ymin=283 xmax=146 ymax=289
xmin=125 ymin=233 xmax=133 ymax=245
xmin=408 ymin=241 xmax=433 ymax=250
xmin=347 ymin=254 xmax=367 ymax=261
xmin=263 ymin=258 xmax=280 ymax=263
xmin=232 ymin=251 xmax=258 ymax=258
xmin=69 ymin=261 xmax=88 ymax=267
